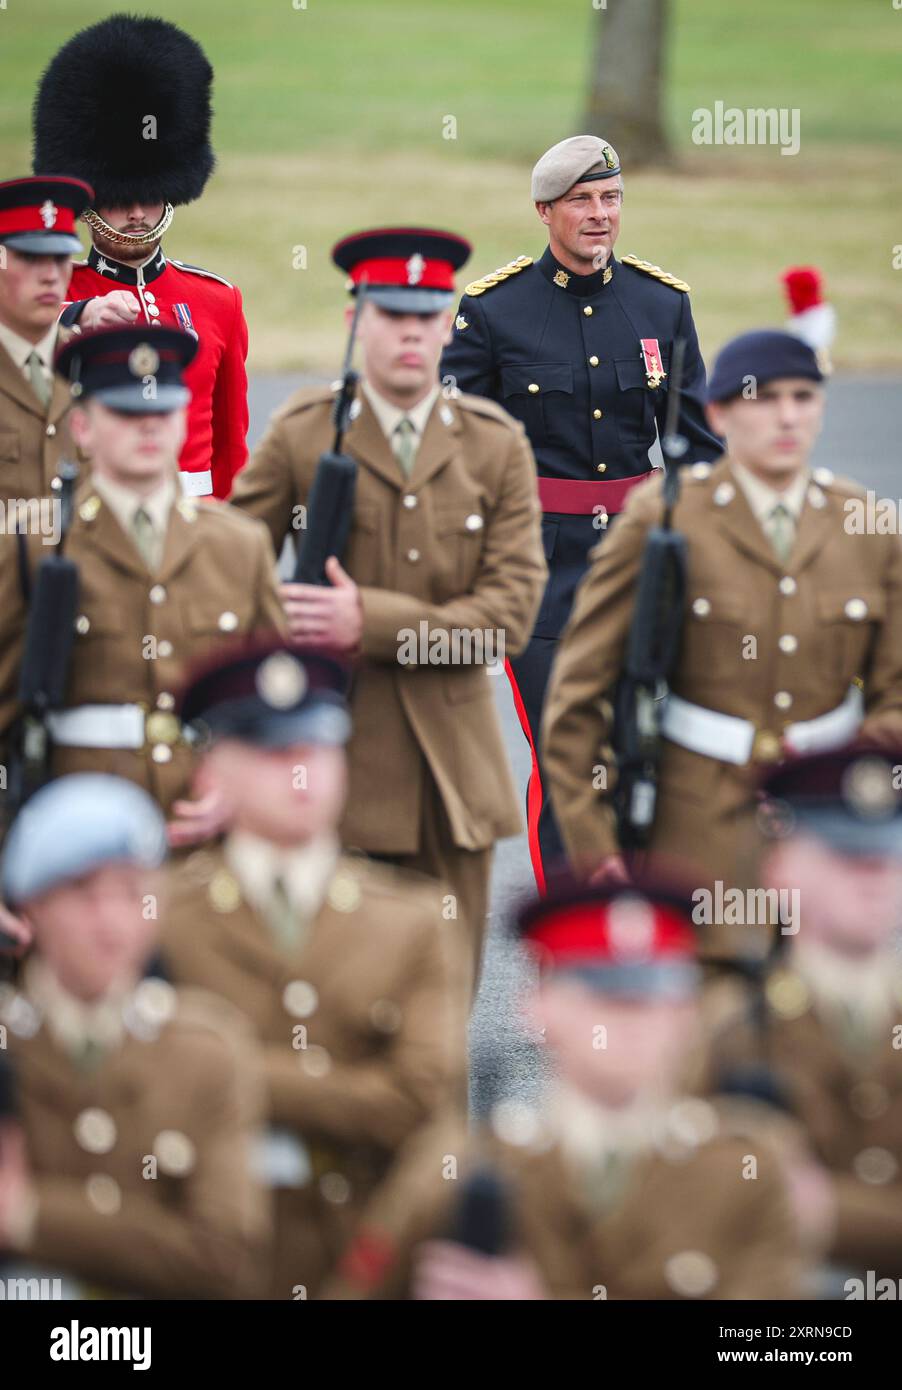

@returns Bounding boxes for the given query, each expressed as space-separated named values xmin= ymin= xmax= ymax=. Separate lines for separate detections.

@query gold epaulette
xmin=464 ymin=255 xmax=533 ymax=297
xmin=621 ymin=254 xmax=690 ymax=293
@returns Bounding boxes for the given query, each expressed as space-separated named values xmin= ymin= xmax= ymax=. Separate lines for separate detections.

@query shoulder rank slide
xmin=621 ymin=254 xmax=690 ymax=293
xmin=171 ymin=259 xmax=234 ymax=289
xmin=464 ymin=255 xmax=533 ymax=298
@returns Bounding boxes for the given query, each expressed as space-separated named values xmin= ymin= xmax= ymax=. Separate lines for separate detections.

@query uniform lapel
xmin=408 ymin=394 xmax=460 ymax=491
xmin=0 ymin=338 xmax=44 ymax=420
xmin=156 ymin=498 xmax=198 ymax=584
xmin=74 ymin=485 xmax=148 ymax=581
xmin=706 ymin=457 xmax=784 ymax=575
xmin=785 ymin=488 xmax=837 ymax=578
xmin=344 ymin=395 xmax=405 ymax=491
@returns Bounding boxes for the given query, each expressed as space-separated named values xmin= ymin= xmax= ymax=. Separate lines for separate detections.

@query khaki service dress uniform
xmin=0 ymin=320 xmax=77 ymax=503
xmin=160 ymin=835 xmax=468 ymax=1298
xmin=230 ymin=381 xmax=547 ymax=984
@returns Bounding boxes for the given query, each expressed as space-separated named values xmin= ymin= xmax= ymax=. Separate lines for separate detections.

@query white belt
xmin=45 ymin=704 xmax=183 ymax=750
xmin=661 ymin=685 xmax=864 ymax=766
xmin=179 ymin=469 xmax=213 ymax=498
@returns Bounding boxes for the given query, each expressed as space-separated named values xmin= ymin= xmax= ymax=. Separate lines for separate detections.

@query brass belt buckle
xmin=144 ymin=710 xmax=182 ymax=746
xmin=752 ymin=729 xmax=783 ymax=764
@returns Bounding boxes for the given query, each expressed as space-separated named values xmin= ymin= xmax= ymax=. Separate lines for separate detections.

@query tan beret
xmin=531 ymin=135 xmax=621 ymax=202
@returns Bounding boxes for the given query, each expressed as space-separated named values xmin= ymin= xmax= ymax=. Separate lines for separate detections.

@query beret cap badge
xmin=256 ymin=652 xmax=307 ymax=710
xmin=128 ymin=344 xmax=159 ymax=377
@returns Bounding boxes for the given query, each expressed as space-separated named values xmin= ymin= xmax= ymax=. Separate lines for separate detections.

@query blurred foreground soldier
xmin=161 ymin=639 xmax=467 ymax=1298
xmin=544 ymin=330 xmax=902 ymax=962
xmin=708 ymin=746 xmax=902 ymax=1283
xmin=0 ymin=175 xmax=92 ymax=499
xmin=33 ymin=14 xmax=249 ymax=498
xmin=327 ymin=879 xmax=800 ymax=1300
xmin=442 ymin=135 xmax=720 ymax=889
xmin=0 ymin=774 xmax=269 ymax=1298
xmin=231 ymin=228 xmax=546 ymax=988
xmin=0 ymin=324 xmax=284 ymax=858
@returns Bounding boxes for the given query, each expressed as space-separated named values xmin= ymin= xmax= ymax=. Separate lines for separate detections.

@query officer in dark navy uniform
xmin=442 ymin=135 xmax=721 ymax=891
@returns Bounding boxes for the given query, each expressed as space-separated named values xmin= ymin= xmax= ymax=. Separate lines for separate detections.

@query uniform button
xmin=854 ymin=1147 xmax=898 ymax=1185
xmin=583 ymin=306 xmax=593 ymax=316
xmin=157 ymin=639 xmax=173 ymax=658
xmin=692 ymin=598 xmax=711 ymax=617
xmin=774 ymin=691 xmax=793 ymax=710
xmin=150 ymin=320 xmax=161 ymax=328
xmin=589 ymin=355 xmax=599 ymax=367
xmin=465 ymin=514 xmax=484 ymax=531
xmin=147 ymin=305 xmax=160 ymax=318
xmin=156 ymin=692 xmax=175 ymax=711
xmin=593 ymin=409 xmax=602 ymax=420
xmin=778 ymin=634 xmax=798 ymax=654
xmin=596 ymin=463 xmax=607 ymax=474
xmin=75 ymin=614 xmax=90 ymax=634
xmin=218 ymin=611 xmax=239 ymax=631
xmin=74 ymin=1108 xmax=117 ymax=1154
xmin=527 ymin=383 xmax=540 ymax=394
xmin=85 ymin=1174 xmax=122 ymax=1216
xmin=149 ymin=584 xmax=167 ymax=604
xmin=144 ymin=292 xmax=156 ymax=305
xmin=45 ymin=423 xmax=56 ymax=438
xmin=406 ymin=548 xmax=420 ymax=563
xmin=402 ymin=493 xmax=417 ymax=509
xmin=845 ymin=598 xmax=868 ymax=621
xmin=779 ymin=576 xmax=797 ymax=596
xmin=283 ymin=980 xmax=319 ymax=1018
xmin=152 ymin=744 xmax=172 ymax=763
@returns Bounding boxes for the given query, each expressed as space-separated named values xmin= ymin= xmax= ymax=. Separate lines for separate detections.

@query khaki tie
xmin=767 ymin=502 xmax=795 ymax=564
xmin=392 ymin=417 xmax=417 ymax=478
xmin=265 ymin=874 xmax=301 ymax=951
xmin=26 ymin=350 xmax=51 ymax=408
xmin=132 ymin=506 xmax=157 ymax=569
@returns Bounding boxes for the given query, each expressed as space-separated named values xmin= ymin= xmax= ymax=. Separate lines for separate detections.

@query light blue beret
xmin=2 ymin=774 xmax=167 ymax=907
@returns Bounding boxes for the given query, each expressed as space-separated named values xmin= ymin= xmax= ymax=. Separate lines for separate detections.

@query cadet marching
xmin=0 ymin=13 xmax=900 ymax=1306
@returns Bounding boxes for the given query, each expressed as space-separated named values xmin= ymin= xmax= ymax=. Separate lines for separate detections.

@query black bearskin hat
xmin=32 ymin=13 xmax=215 ymax=208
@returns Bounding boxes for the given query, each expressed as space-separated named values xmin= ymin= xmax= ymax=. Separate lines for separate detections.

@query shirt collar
xmin=88 ymin=243 xmax=167 ymax=287
xmin=0 ymin=318 xmax=59 ymax=372
xmin=362 ymin=379 xmax=440 ymax=443
xmin=91 ymin=470 xmax=177 ymax=537
xmin=224 ymin=831 xmax=341 ymax=921
xmin=24 ymin=956 xmax=129 ymax=1058
xmin=731 ymin=460 xmax=811 ymax=524
xmin=536 ymin=245 xmax=617 ymax=298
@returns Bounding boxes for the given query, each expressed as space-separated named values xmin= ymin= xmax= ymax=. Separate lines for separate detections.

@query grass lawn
xmin=1 ymin=0 xmax=900 ymax=370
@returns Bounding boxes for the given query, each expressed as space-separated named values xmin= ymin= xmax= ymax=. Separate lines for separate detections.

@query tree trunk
xmin=582 ymin=0 xmax=671 ymax=169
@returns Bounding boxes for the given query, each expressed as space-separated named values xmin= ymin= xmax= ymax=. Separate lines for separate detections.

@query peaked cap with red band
xmin=55 ymin=324 xmax=198 ymax=414
xmin=518 ymin=878 xmax=700 ymax=998
xmin=0 ymin=175 xmax=92 ymax=256
xmin=332 ymin=226 xmax=471 ymax=314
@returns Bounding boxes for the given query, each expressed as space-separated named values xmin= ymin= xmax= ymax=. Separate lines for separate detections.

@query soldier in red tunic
xmin=32 ymin=14 xmax=249 ymax=500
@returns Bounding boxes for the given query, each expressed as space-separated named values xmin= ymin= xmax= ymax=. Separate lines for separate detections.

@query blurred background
xmin=2 ymin=0 xmax=900 ymax=373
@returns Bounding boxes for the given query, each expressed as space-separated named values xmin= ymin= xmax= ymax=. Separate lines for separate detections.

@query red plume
xmin=781 ymin=266 xmax=823 ymax=315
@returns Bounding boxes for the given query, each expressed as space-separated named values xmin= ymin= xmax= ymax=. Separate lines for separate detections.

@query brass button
xmin=402 ymin=494 xmax=417 ymax=509
xmin=854 ymin=1147 xmax=898 ymax=1185
xmin=149 ymin=584 xmax=167 ymax=604
xmin=75 ymin=614 xmax=90 ymax=635
xmin=145 ymin=711 xmax=180 ymax=744
xmin=74 ymin=1108 xmax=117 ymax=1155
xmin=156 ymin=692 xmax=175 ymax=711
xmin=151 ymin=743 xmax=173 ymax=764
xmin=465 ymin=514 xmax=484 ymax=532
xmin=596 ymin=463 xmax=607 ymax=474
xmin=589 ymin=355 xmax=599 ymax=367
xmin=147 ymin=305 xmax=160 ymax=318
xmin=157 ymin=639 xmax=173 ymax=658
xmin=583 ymin=306 xmax=593 ymax=316
xmin=527 ymin=383 xmax=540 ymax=394
xmin=593 ymin=409 xmax=602 ymax=420
xmin=779 ymin=576 xmax=797 ymax=596
xmin=218 ymin=610 xmax=239 ymax=632
xmin=144 ymin=292 xmax=156 ymax=305
xmin=774 ymin=691 xmax=793 ymax=710
xmin=283 ymin=980 xmax=319 ymax=1019
xmin=845 ymin=598 xmax=867 ymax=621
xmin=778 ymin=635 xmax=798 ymax=654
xmin=753 ymin=730 xmax=783 ymax=763
xmin=45 ymin=423 xmax=56 ymax=438
xmin=406 ymin=548 xmax=420 ymax=563
xmin=692 ymin=598 xmax=711 ymax=617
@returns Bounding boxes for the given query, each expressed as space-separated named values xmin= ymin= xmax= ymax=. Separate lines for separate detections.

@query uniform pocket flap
xmin=500 ymin=363 xmax=573 ymax=397
xmin=614 ymin=357 xmax=649 ymax=390
xmin=817 ymin=590 xmax=886 ymax=623
xmin=435 ymin=505 xmax=485 ymax=537
xmin=0 ymin=430 xmax=20 ymax=462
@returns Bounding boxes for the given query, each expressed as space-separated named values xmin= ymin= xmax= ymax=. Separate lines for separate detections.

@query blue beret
xmin=2 ymin=774 xmax=167 ymax=908
xmin=707 ymin=330 xmax=824 ymax=403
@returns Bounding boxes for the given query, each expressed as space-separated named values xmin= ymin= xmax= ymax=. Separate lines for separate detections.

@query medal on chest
xmin=640 ymin=338 xmax=666 ymax=390
xmin=173 ymin=302 xmax=198 ymax=339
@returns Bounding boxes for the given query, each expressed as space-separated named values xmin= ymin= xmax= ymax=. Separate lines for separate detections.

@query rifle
xmin=612 ymin=339 xmax=689 ymax=848
xmin=446 ymin=1164 xmax=511 ymax=1258
xmin=5 ymin=460 xmax=80 ymax=820
xmin=292 ymin=286 xmax=367 ymax=583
